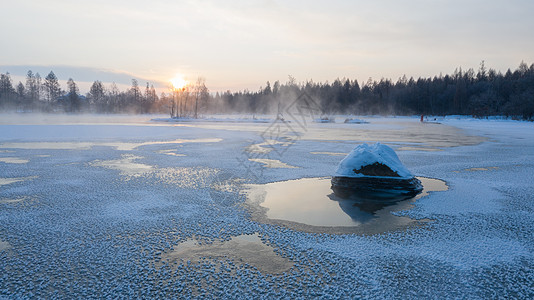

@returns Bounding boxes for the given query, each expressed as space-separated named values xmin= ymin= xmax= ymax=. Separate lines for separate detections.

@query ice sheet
xmin=0 ymin=114 xmax=532 ymax=298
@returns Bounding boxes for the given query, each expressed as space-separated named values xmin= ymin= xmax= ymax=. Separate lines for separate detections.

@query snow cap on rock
xmin=334 ymin=143 xmax=414 ymax=179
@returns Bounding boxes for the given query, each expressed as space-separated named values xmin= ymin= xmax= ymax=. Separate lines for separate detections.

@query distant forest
xmin=1 ymin=61 xmax=533 ymax=120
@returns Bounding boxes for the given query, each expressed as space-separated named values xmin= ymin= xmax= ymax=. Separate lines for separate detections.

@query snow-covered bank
xmin=152 ymin=116 xmax=271 ymax=123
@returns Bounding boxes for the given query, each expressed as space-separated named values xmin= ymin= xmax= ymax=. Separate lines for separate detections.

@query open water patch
xmin=244 ymin=177 xmax=447 ymax=235
xmin=161 ymin=233 xmax=293 ymax=274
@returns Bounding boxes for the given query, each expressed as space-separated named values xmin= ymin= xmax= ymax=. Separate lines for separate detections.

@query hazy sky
xmin=1 ymin=0 xmax=533 ymax=93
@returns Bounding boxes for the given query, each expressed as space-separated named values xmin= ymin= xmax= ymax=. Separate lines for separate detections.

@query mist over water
xmin=0 ymin=112 xmax=162 ymax=125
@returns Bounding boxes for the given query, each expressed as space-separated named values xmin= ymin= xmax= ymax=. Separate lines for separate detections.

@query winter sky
xmin=1 ymin=0 xmax=533 ymax=92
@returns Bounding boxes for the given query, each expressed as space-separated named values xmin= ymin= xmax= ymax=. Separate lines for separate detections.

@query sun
xmin=170 ymin=75 xmax=187 ymax=90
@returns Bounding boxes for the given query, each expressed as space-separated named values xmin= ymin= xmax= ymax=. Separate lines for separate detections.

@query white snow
xmin=0 ymin=240 xmax=12 ymax=251
xmin=334 ymin=142 xmax=414 ymax=178
xmin=0 ymin=157 xmax=29 ymax=164
xmin=152 ymin=116 xmax=272 ymax=123
xmin=248 ymin=158 xmax=298 ymax=168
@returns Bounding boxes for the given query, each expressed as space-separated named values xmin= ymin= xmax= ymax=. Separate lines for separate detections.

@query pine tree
xmin=89 ymin=80 xmax=106 ymax=112
xmin=0 ymin=73 xmax=15 ymax=108
xmin=44 ymin=71 xmax=61 ymax=103
xmin=67 ymin=78 xmax=80 ymax=112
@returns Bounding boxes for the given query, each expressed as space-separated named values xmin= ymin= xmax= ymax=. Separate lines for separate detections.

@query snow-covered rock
xmin=313 ymin=117 xmax=335 ymax=123
xmin=334 ymin=143 xmax=413 ymax=179
xmin=331 ymin=143 xmax=422 ymax=199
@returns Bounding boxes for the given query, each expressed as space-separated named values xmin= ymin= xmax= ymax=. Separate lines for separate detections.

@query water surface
xmin=162 ymin=234 xmax=293 ymax=274
xmin=245 ymin=177 xmax=447 ymax=234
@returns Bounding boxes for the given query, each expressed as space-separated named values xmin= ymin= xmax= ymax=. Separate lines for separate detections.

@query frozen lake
xmin=0 ymin=113 xmax=533 ymax=298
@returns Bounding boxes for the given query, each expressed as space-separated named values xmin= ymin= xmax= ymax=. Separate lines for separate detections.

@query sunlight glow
xmin=170 ymin=75 xmax=187 ymax=90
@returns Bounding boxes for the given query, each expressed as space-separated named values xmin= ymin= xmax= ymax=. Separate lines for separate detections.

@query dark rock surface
xmin=331 ymin=176 xmax=423 ymax=200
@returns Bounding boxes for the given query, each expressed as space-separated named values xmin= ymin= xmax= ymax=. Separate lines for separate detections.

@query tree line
xmin=1 ymin=61 xmax=533 ymax=120
xmin=0 ymin=70 xmax=168 ymax=114
xmin=212 ymin=61 xmax=534 ymax=120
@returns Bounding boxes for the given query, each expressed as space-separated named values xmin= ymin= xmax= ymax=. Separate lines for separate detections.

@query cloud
xmin=1 ymin=0 xmax=533 ymax=92
xmin=0 ymin=65 xmax=168 ymax=94
xmin=0 ymin=65 xmax=164 ymax=87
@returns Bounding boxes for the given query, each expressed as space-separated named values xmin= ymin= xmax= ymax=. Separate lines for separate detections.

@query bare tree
xmin=192 ymin=77 xmax=209 ymax=118
xmin=25 ymin=71 xmax=39 ymax=105
xmin=108 ymin=82 xmax=119 ymax=112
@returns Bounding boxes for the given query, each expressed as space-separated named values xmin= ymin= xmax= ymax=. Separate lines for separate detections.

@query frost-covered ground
xmin=0 ymin=113 xmax=533 ymax=298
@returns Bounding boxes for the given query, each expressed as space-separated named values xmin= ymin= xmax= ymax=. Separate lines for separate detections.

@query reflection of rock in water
xmin=328 ymin=191 xmax=407 ymax=216
xmin=244 ymin=176 xmax=447 ymax=233
xmin=331 ymin=176 xmax=422 ymax=200
xmin=330 ymin=176 xmax=448 ymax=216
xmin=327 ymin=193 xmax=375 ymax=222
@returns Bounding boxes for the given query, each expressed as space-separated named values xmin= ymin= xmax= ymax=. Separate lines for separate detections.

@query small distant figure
xmin=420 ymin=115 xmax=424 ymax=123
xmin=276 ymin=101 xmax=285 ymax=122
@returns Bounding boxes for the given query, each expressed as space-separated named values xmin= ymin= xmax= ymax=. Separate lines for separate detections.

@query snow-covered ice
xmin=0 ymin=114 xmax=533 ymax=298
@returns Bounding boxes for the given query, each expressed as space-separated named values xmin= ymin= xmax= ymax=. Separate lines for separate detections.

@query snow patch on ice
xmin=245 ymin=139 xmax=293 ymax=154
xmin=109 ymin=138 xmax=222 ymax=151
xmin=249 ymin=158 xmax=298 ymax=169
xmin=91 ymin=154 xmax=153 ymax=178
xmin=310 ymin=151 xmax=348 ymax=156
xmin=0 ymin=196 xmax=30 ymax=204
xmin=157 ymin=149 xmax=186 ymax=157
xmin=0 ymin=241 xmax=11 ymax=251
xmin=0 ymin=176 xmax=37 ymax=187
xmin=0 ymin=157 xmax=29 ymax=164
